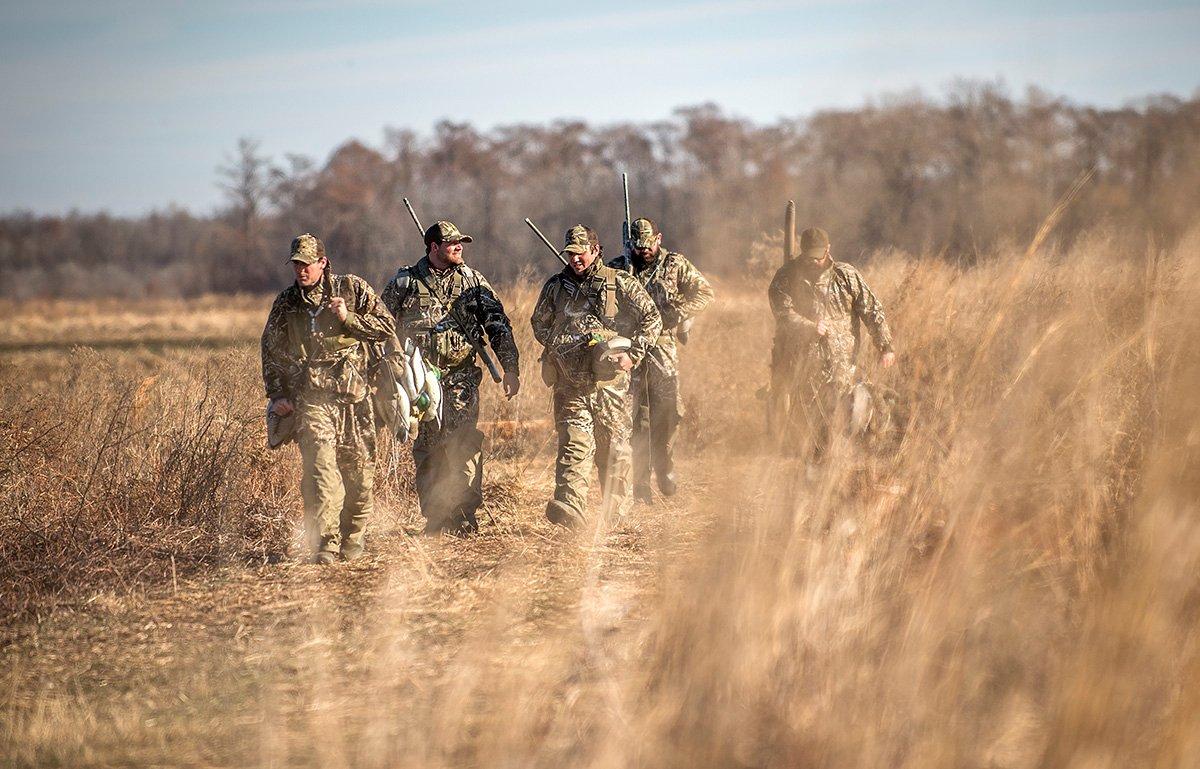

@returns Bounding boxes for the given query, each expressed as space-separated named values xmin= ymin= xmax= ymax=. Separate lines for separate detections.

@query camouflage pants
xmin=413 ymin=366 xmax=483 ymax=531
xmin=550 ymin=375 xmax=633 ymax=525
xmin=771 ymin=342 xmax=854 ymax=460
xmin=630 ymin=356 xmax=681 ymax=492
xmin=297 ymin=391 xmax=376 ymax=557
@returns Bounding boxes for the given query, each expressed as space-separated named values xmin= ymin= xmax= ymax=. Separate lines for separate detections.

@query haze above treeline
xmin=2 ymin=83 xmax=1197 ymax=299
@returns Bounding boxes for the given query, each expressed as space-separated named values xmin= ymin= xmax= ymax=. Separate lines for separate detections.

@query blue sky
xmin=1 ymin=0 xmax=1197 ymax=215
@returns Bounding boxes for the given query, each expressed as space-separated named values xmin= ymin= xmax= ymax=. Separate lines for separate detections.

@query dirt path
xmin=1 ymin=456 xmax=730 ymax=768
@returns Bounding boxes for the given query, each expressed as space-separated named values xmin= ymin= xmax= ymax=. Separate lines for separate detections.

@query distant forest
xmin=2 ymin=83 xmax=1197 ymax=298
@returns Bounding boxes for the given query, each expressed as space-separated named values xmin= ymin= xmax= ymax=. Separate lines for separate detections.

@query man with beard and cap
xmin=609 ymin=217 xmax=713 ymax=502
xmin=261 ymin=233 xmax=396 ymax=564
xmin=768 ymin=227 xmax=896 ymax=459
xmin=531 ymin=225 xmax=662 ymax=529
xmin=381 ymin=220 xmax=520 ymax=535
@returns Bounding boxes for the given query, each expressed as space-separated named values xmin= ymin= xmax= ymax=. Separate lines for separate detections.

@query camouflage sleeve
xmin=529 ymin=278 xmax=557 ymax=349
xmin=768 ymin=263 xmax=795 ymax=320
xmin=673 ymin=255 xmax=714 ymax=321
xmin=261 ymin=294 xmax=295 ymax=401
xmin=845 ymin=265 xmax=894 ymax=353
xmin=618 ymin=273 xmax=663 ymax=366
xmin=342 ymin=275 xmax=396 ymax=342
xmin=768 ymin=263 xmax=816 ymax=331
xmin=380 ymin=269 xmax=409 ymax=321
xmin=470 ymin=274 xmax=520 ymax=375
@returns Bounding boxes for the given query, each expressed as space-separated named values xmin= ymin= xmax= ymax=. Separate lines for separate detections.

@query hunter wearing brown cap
xmin=381 ymin=218 xmax=520 ymax=535
xmin=531 ymin=225 xmax=662 ymax=529
xmin=768 ymin=227 xmax=896 ymax=460
xmin=609 ymin=217 xmax=714 ymax=503
xmin=261 ymin=233 xmax=396 ymax=564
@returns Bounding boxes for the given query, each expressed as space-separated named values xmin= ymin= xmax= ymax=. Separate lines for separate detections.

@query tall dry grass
xmin=2 ymin=227 xmax=1199 ymax=767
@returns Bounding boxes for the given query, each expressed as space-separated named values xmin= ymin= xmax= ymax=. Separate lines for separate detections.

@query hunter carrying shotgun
xmin=526 ymin=218 xmax=661 ymax=528
xmin=767 ymin=212 xmax=896 ymax=462
xmin=381 ymin=202 xmax=521 ymax=535
xmin=607 ymin=174 xmax=713 ymax=502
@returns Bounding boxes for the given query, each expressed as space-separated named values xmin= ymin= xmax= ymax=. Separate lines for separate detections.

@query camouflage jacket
xmin=768 ymin=259 xmax=893 ymax=388
xmin=381 ymin=256 xmax=519 ymax=378
xmin=609 ymin=246 xmax=714 ymax=374
xmin=530 ymin=261 xmax=662 ymax=388
xmin=261 ymin=272 xmax=396 ymax=403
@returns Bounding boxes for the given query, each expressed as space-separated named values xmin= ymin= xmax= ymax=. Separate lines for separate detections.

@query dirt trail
xmin=2 ymin=455 xmax=733 ymax=767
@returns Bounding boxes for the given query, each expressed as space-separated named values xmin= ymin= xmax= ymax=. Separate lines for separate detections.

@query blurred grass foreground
xmin=1 ymin=225 xmax=1199 ymax=768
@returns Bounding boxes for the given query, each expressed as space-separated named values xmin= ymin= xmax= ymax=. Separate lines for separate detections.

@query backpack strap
xmin=410 ymin=262 xmax=434 ymax=309
xmin=591 ymin=265 xmax=619 ymax=321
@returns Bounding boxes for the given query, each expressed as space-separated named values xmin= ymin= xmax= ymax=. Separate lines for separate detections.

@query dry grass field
xmin=2 ymin=228 xmax=1199 ymax=768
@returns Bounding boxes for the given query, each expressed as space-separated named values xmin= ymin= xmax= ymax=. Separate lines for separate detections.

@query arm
xmin=471 ymin=276 xmax=520 ymax=376
xmin=673 ymin=255 xmax=714 ymax=321
xmin=768 ymin=263 xmax=817 ymax=331
xmin=845 ymin=265 xmax=894 ymax=354
xmin=529 ymin=280 xmax=557 ymax=349
xmin=341 ymin=276 xmax=396 ymax=342
xmin=261 ymin=295 xmax=294 ymax=401
xmin=379 ymin=270 xmax=410 ymax=322
xmin=619 ymin=274 xmax=663 ymax=367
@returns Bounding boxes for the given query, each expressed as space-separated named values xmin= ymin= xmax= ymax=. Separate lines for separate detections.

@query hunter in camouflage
xmin=609 ymin=217 xmax=713 ymax=501
xmin=381 ymin=220 xmax=520 ymax=535
xmin=261 ymin=233 xmax=396 ymax=564
xmin=768 ymin=227 xmax=895 ymax=458
xmin=531 ymin=225 xmax=662 ymax=528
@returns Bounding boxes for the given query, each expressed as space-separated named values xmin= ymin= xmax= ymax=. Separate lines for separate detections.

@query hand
xmin=614 ymin=352 xmax=634 ymax=372
xmin=815 ymin=319 xmax=829 ymax=337
xmin=328 ymin=297 xmax=349 ymax=323
xmin=502 ymin=370 xmax=521 ymax=400
xmin=880 ymin=351 xmax=896 ymax=369
xmin=271 ymin=398 xmax=294 ymax=417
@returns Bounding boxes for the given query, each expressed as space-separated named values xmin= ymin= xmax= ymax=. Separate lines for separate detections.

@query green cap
xmin=289 ymin=233 xmax=326 ymax=264
xmin=424 ymin=220 xmax=473 ymax=247
xmin=562 ymin=224 xmax=595 ymax=255
xmin=631 ymin=217 xmax=658 ymax=248
xmin=799 ymin=227 xmax=830 ymax=257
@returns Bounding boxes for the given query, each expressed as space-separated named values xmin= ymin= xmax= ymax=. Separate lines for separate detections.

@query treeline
xmin=2 ymin=82 xmax=1198 ymax=299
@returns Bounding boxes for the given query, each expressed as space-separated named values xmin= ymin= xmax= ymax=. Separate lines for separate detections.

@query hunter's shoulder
xmin=383 ymin=262 xmax=421 ymax=294
xmin=269 ymin=285 xmax=300 ymax=309
xmin=539 ymin=270 xmax=569 ymax=293
xmin=611 ymin=268 xmax=649 ymax=295
xmin=831 ymin=261 xmax=869 ymax=282
xmin=607 ymin=254 xmax=633 ymax=272
xmin=456 ymin=263 xmax=494 ymax=288
xmin=394 ymin=255 xmax=432 ymax=278
xmin=769 ymin=261 xmax=795 ymax=285
xmin=336 ymin=273 xmax=377 ymax=295
xmin=663 ymin=250 xmax=699 ymax=272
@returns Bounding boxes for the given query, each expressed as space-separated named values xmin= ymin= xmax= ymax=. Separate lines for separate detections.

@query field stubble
xmin=2 ymin=230 xmax=1199 ymax=767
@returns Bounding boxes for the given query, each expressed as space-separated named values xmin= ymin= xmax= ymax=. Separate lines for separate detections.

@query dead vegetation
xmin=1 ymin=228 xmax=1199 ymax=767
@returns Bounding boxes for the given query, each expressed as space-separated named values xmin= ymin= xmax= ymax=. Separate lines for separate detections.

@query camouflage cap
xmin=799 ymin=227 xmax=830 ymax=257
xmin=424 ymin=220 xmax=473 ymax=247
xmin=289 ymin=233 xmax=326 ymax=264
xmin=631 ymin=217 xmax=659 ymax=248
xmin=561 ymin=224 xmax=596 ymax=255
